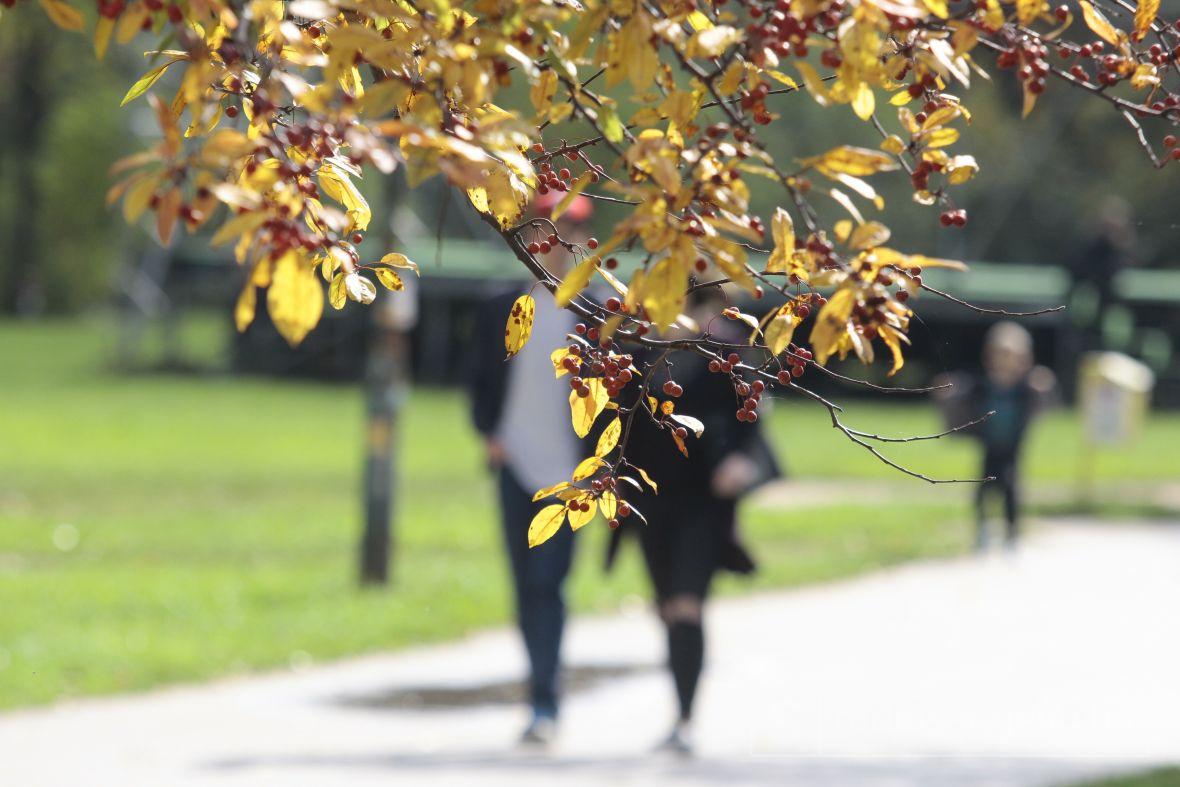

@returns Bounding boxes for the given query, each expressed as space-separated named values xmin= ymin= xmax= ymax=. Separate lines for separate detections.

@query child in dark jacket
xmin=937 ymin=322 xmax=1055 ymax=551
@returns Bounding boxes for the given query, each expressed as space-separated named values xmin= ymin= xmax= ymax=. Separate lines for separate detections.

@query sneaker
xmin=656 ymin=721 xmax=694 ymax=757
xmin=519 ymin=715 xmax=557 ymax=748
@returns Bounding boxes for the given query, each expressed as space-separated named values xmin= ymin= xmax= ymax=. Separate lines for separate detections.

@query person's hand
xmin=711 ymin=452 xmax=758 ymax=499
xmin=484 ymin=438 xmax=506 ymax=469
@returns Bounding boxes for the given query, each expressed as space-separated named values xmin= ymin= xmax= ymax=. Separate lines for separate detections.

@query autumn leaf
xmin=1133 ymin=0 xmax=1159 ymax=40
xmin=572 ymin=456 xmax=605 ymax=481
xmin=804 ymin=146 xmax=899 ymax=177
xmin=642 ymin=256 xmax=688 ymax=330
xmin=764 ymin=309 xmax=802 ymax=356
xmin=234 ymin=285 xmax=257 ymax=332
xmin=528 ymin=504 xmax=567 ymax=547
xmin=1078 ymin=0 xmax=1123 ymax=46
xmin=765 ymin=207 xmax=797 ymax=274
xmin=636 ymin=465 xmax=659 ymax=493
xmin=599 ymin=490 xmax=618 ymax=520
xmin=530 ymin=69 xmax=558 ymax=116
xmin=551 ymin=171 xmax=594 ymax=221
xmin=504 ymin=294 xmax=535 ymax=357
xmin=569 ymin=378 xmax=609 ymax=438
xmin=567 ymin=495 xmax=597 ymax=530
xmin=267 ymin=251 xmax=324 ymax=346
xmin=1016 ymin=0 xmax=1042 ymax=26
xmin=329 ymin=273 xmax=347 ymax=309
xmin=554 ymin=256 xmax=598 ymax=307
xmin=532 ymin=480 xmax=572 ymax=502
xmin=669 ymin=413 xmax=705 ymax=438
xmin=880 ymin=325 xmax=909 ymax=375
xmin=121 ymin=58 xmax=184 ymax=106
xmin=377 ymin=253 xmax=420 ymax=275
xmin=38 ymin=0 xmax=83 ymax=31
xmin=596 ymin=417 xmax=621 ymax=456
xmin=374 ymin=268 xmax=403 ymax=291
xmin=809 ymin=286 xmax=857 ymax=365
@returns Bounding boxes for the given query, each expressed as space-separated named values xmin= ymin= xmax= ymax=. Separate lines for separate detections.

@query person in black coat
xmin=608 ymin=294 xmax=781 ymax=754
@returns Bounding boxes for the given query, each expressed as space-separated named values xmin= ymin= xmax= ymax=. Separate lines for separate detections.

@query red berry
xmin=351 ymin=232 xmax=363 ymax=244
xmin=605 ymin=257 xmax=618 ymax=269
xmin=727 ymin=352 xmax=740 ymax=366
xmin=674 ymin=427 xmax=688 ymax=440
xmin=528 ymin=242 xmax=541 ymax=254
xmin=587 ymin=238 xmax=599 ymax=250
xmin=608 ymin=519 xmax=620 ymax=529
xmin=777 ymin=370 xmax=791 ymax=385
xmin=605 ymin=297 xmax=621 ymax=312
xmin=166 ymin=3 xmax=182 ymax=23
xmin=1165 ymin=135 xmax=1177 ymax=148
xmin=225 ymin=105 xmax=239 ymax=119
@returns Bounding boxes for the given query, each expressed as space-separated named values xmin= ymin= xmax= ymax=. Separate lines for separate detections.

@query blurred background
xmin=2 ymin=16 xmax=1179 ymax=787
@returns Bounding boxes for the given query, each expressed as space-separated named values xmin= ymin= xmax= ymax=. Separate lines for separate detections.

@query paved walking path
xmin=3 ymin=520 xmax=1178 ymax=787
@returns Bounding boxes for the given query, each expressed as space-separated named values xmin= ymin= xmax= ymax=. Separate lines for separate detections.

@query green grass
xmin=1063 ymin=768 xmax=1180 ymax=787
xmin=0 ymin=315 xmax=1172 ymax=709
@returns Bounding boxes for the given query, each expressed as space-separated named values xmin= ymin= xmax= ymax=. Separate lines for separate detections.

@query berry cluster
xmin=996 ymin=36 xmax=1050 ymax=95
xmin=564 ymin=330 xmax=634 ymax=400
xmin=531 ymin=142 xmax=605 ymax=195
xmin=740 ymin=0 xmax=849 ymax=67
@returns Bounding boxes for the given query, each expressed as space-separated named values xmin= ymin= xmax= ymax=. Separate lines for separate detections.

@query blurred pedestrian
xmin=466 ymin=192 xmax=594 ymax=746
xmin=1069 ymin=197 xmax=1136 ymax=352
xmin=607 ymin=291 xmax=780 ymax=755
xmin=937 ymin=321 xmax=1055 ymax=551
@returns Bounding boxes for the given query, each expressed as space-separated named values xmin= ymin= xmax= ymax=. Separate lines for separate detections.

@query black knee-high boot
xmin=667 ymin=621 xmax=704 ymax=722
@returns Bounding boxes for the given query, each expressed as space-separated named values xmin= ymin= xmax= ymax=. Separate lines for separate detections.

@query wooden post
xmin=359 ymin=299 xmax=407 ymax=585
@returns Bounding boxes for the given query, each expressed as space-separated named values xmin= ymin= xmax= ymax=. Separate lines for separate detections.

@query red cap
xmin=531 ymin=189 xmax=593 ymax=223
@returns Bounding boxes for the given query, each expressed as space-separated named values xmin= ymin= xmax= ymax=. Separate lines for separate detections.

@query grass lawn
xmin=0 ymin=315 xmax=1175 ymax=709
xmin=1064 ymin=768 xmax=1180 ymax=787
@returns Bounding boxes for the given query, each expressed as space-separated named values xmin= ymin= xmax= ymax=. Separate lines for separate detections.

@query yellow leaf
xmin=572 ymin=456 xmax=604 ymax=481
xmin=122 ymin=173 xmax=160 ymax=223
xmin=567 ymin=495 xmax=597 ymax=530
xmin=38 ymin=0 xmax=83 ymax=30
xmin=377 ymin=252 xmax=419 ymax=275
xmin=121 ymin=59 xmax=182 ymax=106
xmin=806 ymin=146 xmax=899 ymax=176
xmin=595 ymin=417 xmax=622 ymax=456
xmin=765 ymin=207 xmax=795 ymax=273
xmin=881 ymin=325 xmax=909 ymax=376
xmin=318 ymin=163 xmax=371 ymax=232
xmin=642 ymin=256 xmax=688 ymax=330
xmin=329 ymin=273 xmax=347 ymax=309
xmin=1078 ymin=0 xmax=1123 ymax=46
xmin=530 ymin=69 xmax=558 ymax=116
xmin=636 ymin=465 xmax=659 ymax=493
xmin=551 ymin=347 xmax=575 ymax=378
xmin=156 ymin=187 xmax=181 ymax=246
xmin=528 ymin=504 xmax=567 ymax=548
xmin=1016 ymin=0 xmax=1042 ymax=25
xmin=796 ymin=62 xmax=830 ymax=105
xmin=374 ymin=268 xmax=403 ymax=291
xmin=551 ymin=171 xmax=594 ymax=221
xmin=848 ymin=221 xmax=891 ymax=250
xmin=599 ymin=490 xmax=618 ymax=521
xmin=1133 ymin=0 xmax=1159 ymax=40
xmin=94 ymin=16 xmax=114 ymax=59
xmin=116 ymin=5 xmax=150 ymax=43
xmin=569 ymin=378 xmax=609 ymax=438
xmin=1021 ymin=80 xmax=1038 ymax=118
xmin=504 ymin=294 xmax=535 ymax=357
xmin=555 ymin=256 xmax=598 ymax=307
xmin=686 ymin=25 xmax=742 ymax=58
xmin=211 ymin=210 xmax=268 ymax=247
xmin=533 ymin=481 xmax=572 ymax=502
xmin=267 ymin=251 xmax=324 ymax=347
xmin=764 ymin=310 xmax=802 ymax=356
xmin=922 ymin=127 xmax=960 ymax=148
xmin=810 ymin=286 xmax=857 ymax=365
xmin=850 ymin=82 xmax=875 ymax=121
xmin=234 ymin=285 xmax=256 ymax=332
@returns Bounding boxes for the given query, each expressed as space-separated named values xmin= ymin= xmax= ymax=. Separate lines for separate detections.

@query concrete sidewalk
xmin=2 ymin=520 xmax=1178 ymax=786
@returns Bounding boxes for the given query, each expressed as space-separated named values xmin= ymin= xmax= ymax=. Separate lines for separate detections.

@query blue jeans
xmin=497 ymin=466 xmax=575 ymax=718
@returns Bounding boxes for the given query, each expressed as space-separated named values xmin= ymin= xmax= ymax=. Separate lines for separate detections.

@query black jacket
xmin=467 ymin=287 xmax=527 ymax=438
